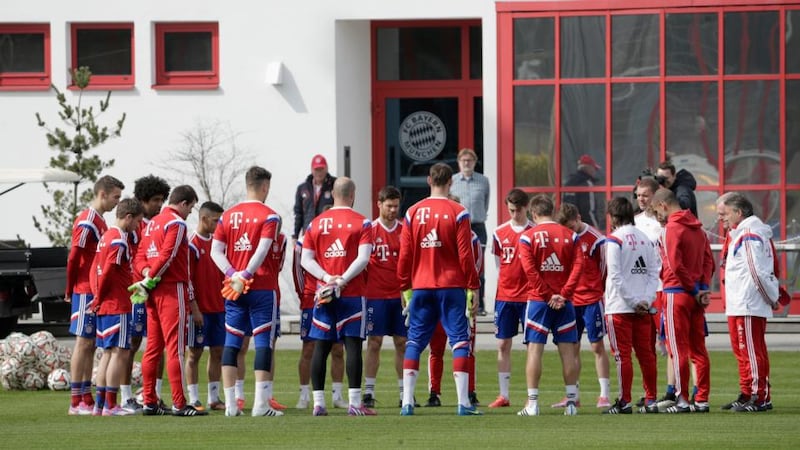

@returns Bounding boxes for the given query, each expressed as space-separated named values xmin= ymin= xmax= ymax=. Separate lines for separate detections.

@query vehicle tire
xmin=0 ymin=315 xmax=19 ymax=338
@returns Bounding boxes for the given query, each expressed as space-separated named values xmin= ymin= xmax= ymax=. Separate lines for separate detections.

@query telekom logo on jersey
xmin=533 ymin=231 xmax=549 ymax=248
xmin=318 ymin=217 xmax=334 ymax=235
xmin=229 ymin=212 xmax=244 ymax=229
xmin=374 ymin=244 xmax=390 ymax=261
xmin=502 ymin=246 xmax=515 ymax=263
xmin=415 ymin=207 xmax=431 ymax=224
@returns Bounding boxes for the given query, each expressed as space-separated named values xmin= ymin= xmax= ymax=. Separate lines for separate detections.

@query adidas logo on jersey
xmin=323 ymin=239 xmax=347 ymax=258
xmin=540 ymin=253 xmax=564 ymax=272
xmin=234 ymin=233 xmax=253 ymax=252
xmin=420 ymin=229 xmax=442 ymax=248
xmin=146 ymin=241 xmax=158 ymax=259
xmin=631 ymin=256 xmax=648 ymax=274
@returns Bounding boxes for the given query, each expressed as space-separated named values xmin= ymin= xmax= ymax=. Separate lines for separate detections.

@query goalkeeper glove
xmin=401 ymin=289 xmax=413 ymax=327
xmin=221 ymin=271 xmax=253 ymax=301
xmin=315 ymin=281 xmax=340 ymax=306
xmin=141 ymin=276 xmax=160 ymax=290
xmin=128 ymin=282 xmax=149 ymax=305
xmin=465 ymin=289 xmax=475 ymax=319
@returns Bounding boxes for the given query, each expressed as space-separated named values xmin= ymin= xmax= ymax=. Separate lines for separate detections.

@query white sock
xmin=348 ymin=388 xmax=362 ymax=407
xmin=155 ymin=379 xmax=163 ymax=399
xmin=599 ymin=378 xmax=610 ymax=399
xmin=332 ymin=382 xmax=343 ymax=400
xmin=566 ymin=385 xmax=578 ymax=402
xmin=397 ymin=378 xmax=404 ymax=400
xmin=188 ymin=384 xmax=199 ymax=404
xmin=299 ymin=384 xmax=310 ymax=400
xmin=575 ymin=381 xmax=580 ymax=401
xmin=208 ymin=381 xmax=220 ymax=404
xmin=402 ymin=369 xmax=418 ymax=407
xmin=120 ymin=385 xmax=132 ymax=404
xmin=235 ymin=379 xmax=245 ymax=400
xmin=364 ymin=377 xmax=376 ymax=396
xmin=499 ymin=372 xmax=511 ymax=399
xmin=313 ymin=390 xmax=326 ymax=408
xmin=224 ymin=386 xmax=236 ymax=414
xmin=527 ymin=388 xmax=539 ymax=402
xmin=454 ymin=371 xmax=469 ymax=407
xmin=255 ymin=381 xmax=272 ymax=409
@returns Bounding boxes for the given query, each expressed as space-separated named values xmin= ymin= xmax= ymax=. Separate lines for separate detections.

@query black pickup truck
xmin=0 ymin=244 xmax=69 ymax=338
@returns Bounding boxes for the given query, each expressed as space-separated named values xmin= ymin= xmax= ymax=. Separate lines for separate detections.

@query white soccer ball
xmin=47 ymin=368 xmax=71 ymax=391
xmin=30 ymin=331 xmax=57 ymax=353
xmin=13 ymin=337 xmax=39 ymax=365
xmin=22 ymin=370 xmax=45 ymax=390
xmin=0 ymin=339 xmax=10 ymax=360
xmin=0 ymin=357 xmax=22 ymax=390
xmin=55 ymin=345 xmax=72 ymax=370
xmin=37 ymin=349 xmax=59 ymax=373
xmin=131 ymin=361 xmax=143 ymax=387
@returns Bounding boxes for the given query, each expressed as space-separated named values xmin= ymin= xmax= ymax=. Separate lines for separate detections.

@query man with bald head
xmin=301 ymin=177 xmax=375 ymax=416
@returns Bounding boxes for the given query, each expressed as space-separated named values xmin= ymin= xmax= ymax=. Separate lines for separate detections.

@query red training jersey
xmin=66 ymin=207 xmax=107 ymax=297
xmin=189 ymin=231 xmax=225 ymax=314
xmin=365 ymin=219 xmax=402 ymax=300
xmin=262 ymin=232 xmax=287 ymax=303
xmin=397 ymin=197 xmax=479 ymax=291
xmin=492 ymin=220 xmax=533 ymax=303
xmin=571 ymin=224 xmax=606 ymax=306
xmin=292 ymin=237 xmax=317 ymax=309
xmin=659 ymin=210 xmax=714 ymax=294
xmin=136 ymin=206 xmax=190 ymax=284
xmin=518 ymin=220 xmax=584 ymax=302
xmin=213 ymin=200 xmax=281 ymax=291
xmin=90 ymin=227 xmax=133 ymax=315
xmin=302 ymin=206 xmax=371 ymax=297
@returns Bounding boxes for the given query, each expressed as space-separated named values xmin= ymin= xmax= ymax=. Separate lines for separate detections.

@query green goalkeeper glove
xmin=128 ymin=282 xmax=148 ymax=304
xmin=401 ymin=289 xmax=413 ymax=327
xmin=466 ymin=289 xmax=475 ymax=319
xmin=141 ymin=276 xmax=160 ymax=290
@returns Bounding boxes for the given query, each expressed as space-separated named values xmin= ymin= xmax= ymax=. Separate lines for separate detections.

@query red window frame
xmin=0 ymin=23 xmax=50 ymax=91
xmin=69 ymin=22 xmax=134 ymax=90
xmin=153 ymin=22 xmax=219 ymax=90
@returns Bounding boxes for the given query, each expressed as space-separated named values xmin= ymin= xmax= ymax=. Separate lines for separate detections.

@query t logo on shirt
xmin=319 ymin=217 xmax=334 ymax=235
xmin=533 ymin=231 xmax=550 ymax=249
xmin=416 ymin=207 xmax=431 ymax=224
xmin=502 ymin=246 xmax=515 ymax=263
xmin=230 ymin=212 xmax=244 ymax=230
xmin=375 ymin=243 xmax=389 ymax=262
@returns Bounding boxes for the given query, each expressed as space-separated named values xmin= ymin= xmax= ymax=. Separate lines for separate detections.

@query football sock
xmin=235 ymin=379 xmax=245 ymax=400
xmin=348 ymin=388 xmax=362 ymax=407
xmin=599 ymin=378 xmax=610 ymax=399
xmin=95 ymin=386 xmax=106 ymax=410
xmin=364 ymin=377 xmax=376 ymax=396
xmin=332 ymin=382 xmax=344 ymax=400
xmin=120 ymin=385 xmax=132 ymax=404
xmin=499 ymin=372 xmax=511 ymax=399
xmin=224 ymin=387 xmax=236 ymax=414
xmin=105 ymin=387 xmax=118 ymax=409
xmin=402 ymin=369 xmax=418 ymax=406
xmin=188 ymin=384 xmax=199 ymax=404
xmin=454 ymin=371 xmax=469 ymax=407
xmin=527 ymin=388 xmax=539 ymax=402
xmin=208 ymin=381 xmax=221 ymax=404
xmin=397 ymin=379 xmax=404 ymax=400
xmin=566 ymin=385 xmax=578 ymax=402
xmin=70 ymin=382 xmax=82 ymax=407
xmin=299 ymin=384 xmax=310 ymax=400
xmin=666 ymin=384 xmax=676 ymax=395
xmin=313 ymin=390 xmax=326 ymax=408
xmin=82 ymin=380 xmax=94 ymax=405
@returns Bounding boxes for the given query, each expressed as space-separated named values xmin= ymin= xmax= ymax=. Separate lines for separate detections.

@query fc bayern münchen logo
xmin=399 ymin=111 xmax=447 ymax=162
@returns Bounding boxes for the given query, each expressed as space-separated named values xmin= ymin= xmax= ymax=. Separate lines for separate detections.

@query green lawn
xmin=2 ymin=348 xmax=799 ymax=449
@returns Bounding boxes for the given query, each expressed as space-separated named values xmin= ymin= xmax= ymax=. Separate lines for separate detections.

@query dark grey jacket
xmin=292 ymin=173 xmax=336 ymax=239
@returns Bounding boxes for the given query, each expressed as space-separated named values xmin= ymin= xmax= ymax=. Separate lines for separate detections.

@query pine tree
xmin=34 ymin=66 xmax=126 ymax=246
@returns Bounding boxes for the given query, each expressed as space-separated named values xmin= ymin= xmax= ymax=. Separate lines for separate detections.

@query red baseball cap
xmin=578 ymin=154 xmax=601 ymax=169
xmin=311 ymin=154 xmax=328 ymax=170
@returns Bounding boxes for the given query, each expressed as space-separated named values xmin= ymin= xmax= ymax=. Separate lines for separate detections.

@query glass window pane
xmin=666 ymin=13 xmax=718 ymax=76
xmin=514 ymin=85 xmax=555 ymax=187
xmin=612 ymin=83 xmax=659 ymax=185
xmin=724 ymin=11 xmax=779 ymax=74
xmin=473 ymin=96 xmax=483 ymax=161
xmin=788 ymin=80 xmax=800 ymax=184
xmin=724 ymin=80 xmax=779 ymax=185
xmin=470 ymin=25 xmax=482 ymax=79
xmin=76 ymin=28 xmax=131 ymax=75
xmin=561 ymin=84 xmax=605 ymax=181
xmin=164 ymin=31 xmax=212 ymax=72
xmin=514 ymin=18 xmax=554 ymax=80
xmin=560 ymin=16 xmax=605 ymax=78
xmin=0 ymin=32 xmax=44 ymax=73
xmin=376 ymin=27 xmax=461 ymax=81
xmin=789 ymin=11 xmax=800 ymax=73
xmin=665 ymin=82 xmax=719 ymax=186
xmin=612 ymin=14 xmax=659 ymax=77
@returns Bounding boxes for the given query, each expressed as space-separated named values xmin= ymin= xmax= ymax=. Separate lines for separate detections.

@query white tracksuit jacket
xmin=605 ymin=224 xmax=660 ymax=314
xmin=724 ymin=215 xmax=779 ymax=318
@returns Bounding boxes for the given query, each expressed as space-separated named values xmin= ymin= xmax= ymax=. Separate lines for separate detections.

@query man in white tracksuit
xmin=603 ymin=197 xmax=660 ymax=414
xmin=719 ymin=193 xmax=779 ymax=413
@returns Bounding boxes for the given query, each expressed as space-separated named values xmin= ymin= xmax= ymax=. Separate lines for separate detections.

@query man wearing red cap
xmin=563 ymin=154 xmax=604 ymax=230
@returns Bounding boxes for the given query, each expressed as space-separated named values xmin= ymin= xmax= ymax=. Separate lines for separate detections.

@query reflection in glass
xmin=724 ymin=11 xmax=779 ymax=74
xmin=164 ymin=32 xmax=212 ymax=72
xmin=612 ymin=83 xmax=659 ymax=185
xmin=723 ymin=81 xmax=779 ymax=185
xmin=788 ymin=81 xmax=800 ymax=184
xmin=0 ymin=33 xmax=44 ymax=73
xmin=561 ymin=190 xmax=606 ymax=231
xmin=377 ymin=27 xmax=461 ymax=80
xmin=665 ymin=13 xmax=718 ymax=76
xmin=514 ymin=18 xmax=554 ymax=79
xmin=514 ymin=86 xmax=554 ymax=187
xmin=470 ymin=26 xmax=482 ymax=79
xmin=561 ymin=84 xmax=605 ymax=182
xmin=789 ymin=11 xmax=800 ymax=73
xmin=561 ymin=16 xmax=605 ymax=78
xmin=665 ymin=82 xmax=719 ymax=185
xmin=76 ymin=29 xmax=132 ymax=75
xmin=612 ymin=15 xmax=659 ymax=77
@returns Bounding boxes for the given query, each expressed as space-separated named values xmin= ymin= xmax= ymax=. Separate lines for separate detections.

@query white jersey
xmin=604 ymin=224 xmax=660 ymax=314
xmin=634 ymin=211 xmax=663 ymax=291
xmin=724 ymin=215 xmax=779 ymax=318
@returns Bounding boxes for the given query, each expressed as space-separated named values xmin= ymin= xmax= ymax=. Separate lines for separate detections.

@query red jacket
xmin=659 ymin=209 xmax=714 ymax=295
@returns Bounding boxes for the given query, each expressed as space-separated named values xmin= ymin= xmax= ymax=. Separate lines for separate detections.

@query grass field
xmin=3 ymin=348 xmax=800 ymax=449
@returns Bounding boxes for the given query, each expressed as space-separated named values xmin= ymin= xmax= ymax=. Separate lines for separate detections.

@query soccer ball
xmin=47 ymin=368 xmax=71 ymax=391
xmin=13 ymin=337 xmax=39 ymax=366
xmin=0 ymin=339 xmax=10 ymax=359
xmin=55 ymin=345 xmax=72 ymax=370
xmin=30 ymin=331 xmax=57 ymax=353
xmin=0 ymin=357 xmax=22 ymax=390
xmin=131 ymin=361 xmax=143 ymax=387
xmin=37 ymin=349 xmax=59 ymax=373
xmin=135 ymin=386 xmax=144 ymax=404
xmin=22 ymin=370 xmax=45 ymax=390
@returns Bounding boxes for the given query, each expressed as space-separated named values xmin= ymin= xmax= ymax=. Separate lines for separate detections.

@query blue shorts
xmin=555 ymin=302 xmax=606 ymax=344
xmin=405 ymin=288 xmax=470 ymax=354
xmin=524 ymin=300 xmax=578 ymax=345
xmin=309 ymin=296 xmax=366 ymax=341
xmin=188 ymin=312 xmax=226 ymax=348
xmin=224 ymin=289 xmax=277 ymax=350
xmin=299 ymin=308 xmax=313 ymax=342
xmin=95 ymin=313 xmax=132 ymax=350
xmin=366 ymin=298 xmax=407 ymax=337
xmin=129 ymin=302 xmax=147 ymax=337
xmin=69 ymin=293 xmax=96 ymax=338
xmin=494 ymin=300 xmax=527 ymax=339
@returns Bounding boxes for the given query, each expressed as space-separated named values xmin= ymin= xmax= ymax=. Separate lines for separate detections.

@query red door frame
xmin=371 ymin=20 xmax=483 ymax=218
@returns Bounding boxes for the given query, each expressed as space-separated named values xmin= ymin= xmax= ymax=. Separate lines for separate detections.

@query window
xmin=154 ymin=22 xmax=219 ymax=89
xmin=0 ymin=23 xmax=50 ymax=90
xmin=70 ymin=23 xmax=134 ymax=89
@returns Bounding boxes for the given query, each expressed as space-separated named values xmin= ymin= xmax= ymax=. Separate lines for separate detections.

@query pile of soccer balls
xmin=0 ymin=331 xmax=72 ymax=391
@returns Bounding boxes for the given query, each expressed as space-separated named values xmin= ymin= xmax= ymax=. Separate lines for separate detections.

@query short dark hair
xmin=505 ymin=189 xmax=528 ymax=208
xmin=116 ymin=197 xmax=143 ymax=219
xmin=529 ymin=194 xmax=554 ymax=217
xmin=378 ymin=185 xmax=401 ymax=202
xmin=168 ymin=185 xmax=198 ymax=205
xmin=94 ymin=175 xmax=125 ymax=195
xmin=556 ymin=202 xmax=579 ymax=225
xmin=133 ymin=175 xmax=170 ymax=202
xmin=199 ymin=201 xmax=224 ymax=215
xmin=246 ymin=166 xmax=272 ymax=189
xmin=607 ymin=196 xmax=635 ymax=227
xmin=429 ymin=162 xmax=453 ymax=187
xmin=657 ymin=160 xmax=676 ymax=175
xmin=722 ymin=193 xmax=754 ymax=218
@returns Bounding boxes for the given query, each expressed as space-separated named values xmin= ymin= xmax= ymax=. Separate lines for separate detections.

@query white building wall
xmin=1 ymin=1 xmax=500 ymax=312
